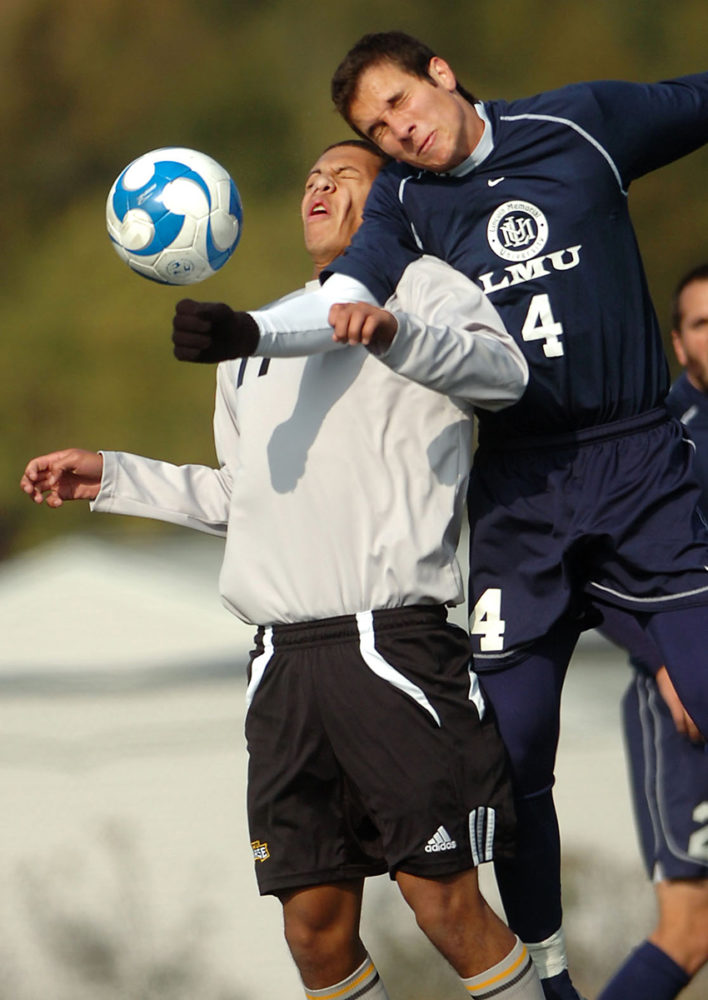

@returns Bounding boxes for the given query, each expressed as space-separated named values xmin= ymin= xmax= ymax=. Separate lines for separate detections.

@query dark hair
xmin=321 ymin=138 xmax=391 ymax=167
xmin=671 ymin=263 xmax=708 ymax=330
xmin=331 ymin=31 xmax=477 ymax=132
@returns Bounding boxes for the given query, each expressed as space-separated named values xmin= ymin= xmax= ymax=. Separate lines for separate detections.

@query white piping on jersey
xmin=636 ymin=674 xmax=706 ymax=866
xmin=500 ymin=112 xmax=628 ymax=196
xmin=398 ymin=174 xmax=425 ymax=249
xmin=587 ymin=580 xmax=708 ymax=603
xmin=468 ymin=806 xmax=496 ymax=866
xmin=681 ymin=404 xmax=699 ymax=426
xmin=246 ymin=626 xmax=274 ymax=710
xmin=468 ymin=666 xmax=486 ymax=719
xmin=355 ymin=610 xmax=441 ymax=726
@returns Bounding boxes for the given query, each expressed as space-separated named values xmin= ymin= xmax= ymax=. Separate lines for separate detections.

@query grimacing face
xmin=301 ymin=145 xmax=383 ymax=273
xmin=347 ymin=57 xmax=483 ymax=173
xmin=672 ymin=278 xmax=708 ymax=392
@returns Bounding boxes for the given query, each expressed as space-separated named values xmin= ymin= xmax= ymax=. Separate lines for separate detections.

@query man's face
xmin=347 ymin=57 xmax=481 ymax=173
xmin=673 ymin=278 xmax=708 ymax=392
xmin=301 ymin=145 xmax=382 ymax=272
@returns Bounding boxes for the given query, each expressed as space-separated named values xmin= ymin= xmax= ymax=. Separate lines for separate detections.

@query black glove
xmin=172 ymin=299 xmax=260 ymax=363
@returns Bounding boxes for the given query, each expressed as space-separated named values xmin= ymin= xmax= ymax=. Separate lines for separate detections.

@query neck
xmin=311 ymin=254 xmax=336 ymax=279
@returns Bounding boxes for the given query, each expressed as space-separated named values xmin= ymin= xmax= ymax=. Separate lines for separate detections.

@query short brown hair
xmin=671 ymin=263 xmax=708 ymax=330
xmin=331 ymin=31 xmax=477 ymax=132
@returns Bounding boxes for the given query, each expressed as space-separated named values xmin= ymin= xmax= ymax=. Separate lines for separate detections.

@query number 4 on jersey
xmin=469 ymin=588 xmax=506 ymax=651
xmin=522 ymin=293 xmax=564 ymax=357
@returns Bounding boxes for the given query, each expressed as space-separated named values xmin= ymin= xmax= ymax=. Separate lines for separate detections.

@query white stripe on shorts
xmin=246 ymin=626 xmax=274 ymax=710
xmin=356 ymin=610 xmax=441 ymax=726
xmin=468 ymin=666 xmax=486 ymax=719
xmin=468 ymin=806 xmax=496 ymax=866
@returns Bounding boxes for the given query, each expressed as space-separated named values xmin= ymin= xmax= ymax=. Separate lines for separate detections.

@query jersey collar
xmin=442 ymin=102 xmax=494 ymax=178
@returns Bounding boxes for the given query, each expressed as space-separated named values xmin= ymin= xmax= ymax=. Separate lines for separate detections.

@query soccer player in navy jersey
xmin=595 ymin=265 xmax=708 ymax=1000
xmin=167 ymin=32 xmax=708 ymax=1000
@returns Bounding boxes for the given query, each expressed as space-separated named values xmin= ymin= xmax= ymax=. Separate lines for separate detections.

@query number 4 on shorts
xmin=469 ymin=588 xmax=506 ymax=651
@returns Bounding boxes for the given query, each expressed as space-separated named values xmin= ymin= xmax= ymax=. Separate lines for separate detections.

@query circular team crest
xmin=487 ymin=200 xmax=549 ymax=262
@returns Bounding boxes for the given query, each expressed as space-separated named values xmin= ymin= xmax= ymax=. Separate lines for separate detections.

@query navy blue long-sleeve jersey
xmin=326 ymin=74 xmax=708 ymax=441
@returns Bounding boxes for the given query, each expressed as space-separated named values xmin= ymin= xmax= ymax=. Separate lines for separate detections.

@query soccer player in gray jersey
xmin=21 ymin=142 xmax=543 ymax=1000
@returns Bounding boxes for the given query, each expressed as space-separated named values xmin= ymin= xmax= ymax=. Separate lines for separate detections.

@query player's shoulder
xmin=492 ymin=78 xmax=653 ymax=130
xmin=380 ymin=158 xmax=415 ymax=180
xmin=363 ymin=159 xmax=420 ymax=210
xmin=371 ymin=159 xmax=419 ymax=189
xmin=495 ymin=80 xmax=599 ymax=116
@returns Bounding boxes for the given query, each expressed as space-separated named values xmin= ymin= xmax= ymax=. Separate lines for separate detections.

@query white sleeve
xmin=91 ymin=367 xmax=237 ymax=534
xmin=90 ymin=451 xmax=231 ymax=536
xmin=376 ymin=256 xmax=529 ymax=411
xmin=249 ymin=273 xmax=379 ymax=357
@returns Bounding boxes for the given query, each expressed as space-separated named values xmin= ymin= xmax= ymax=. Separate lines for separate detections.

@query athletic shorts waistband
xmin=258 ymin=605 xmax=448 ymax=649
xmin=478 ymin=406 xmax=671 ymax=453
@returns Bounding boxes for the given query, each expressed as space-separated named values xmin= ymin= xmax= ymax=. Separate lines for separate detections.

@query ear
xmin=428 ymin=56 xmax=458 ymax=92
xmin=671 ymin=328 xmax=687 ymax=367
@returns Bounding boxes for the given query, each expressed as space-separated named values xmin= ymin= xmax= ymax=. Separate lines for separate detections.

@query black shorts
xmin=623 ymin=671 xmax=708 ymax=881
xmin=468 ymin=409 xmax=708 ymax=669
xmin=244 ymin=605 xmax=516 ymax=896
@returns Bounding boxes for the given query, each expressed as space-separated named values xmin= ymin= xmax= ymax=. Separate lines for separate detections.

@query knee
xmin=280 ymin=884 xmax=363 ymax=980
xmin=397 ymin=870 xmax=484 ymax=938
xmin=283 ymin=906 xmax=350 ymax=967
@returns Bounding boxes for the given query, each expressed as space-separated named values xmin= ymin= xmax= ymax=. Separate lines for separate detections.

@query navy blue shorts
xmin=623 ymin=671 xmax=708 ymax=881
xmin=468 ymin=409 xmax=708 ymax=669
xmin=244 ymin=605 xmax=516 ymax=896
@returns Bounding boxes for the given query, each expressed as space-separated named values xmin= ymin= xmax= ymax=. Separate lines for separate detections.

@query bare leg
xmin=652 ymin=878 xmax=708 ymax=977
xmin=280 ymin=879 xmax=366 ymax=989
xmin=395 ymin=868 xmax=515 ymax=976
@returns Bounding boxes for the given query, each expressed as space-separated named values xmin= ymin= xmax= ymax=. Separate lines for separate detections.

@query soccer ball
xmin=106 ymin=147 xmax=242 ymax=285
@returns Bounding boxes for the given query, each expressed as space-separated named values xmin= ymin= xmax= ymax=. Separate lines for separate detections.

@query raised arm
xmin=172 ymin=274 xmax=378 ymax=363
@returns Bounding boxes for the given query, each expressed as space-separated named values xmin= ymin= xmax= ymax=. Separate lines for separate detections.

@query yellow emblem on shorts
xmin=251 ymin=839 xmax=270 ymax=862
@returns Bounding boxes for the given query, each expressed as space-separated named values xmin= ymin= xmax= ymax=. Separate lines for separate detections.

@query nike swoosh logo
xmin=487 ymin=177 xmax=505 ymax=187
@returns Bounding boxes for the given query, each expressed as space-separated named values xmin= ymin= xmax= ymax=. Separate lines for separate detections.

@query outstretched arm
xmin=20 ymin=449 xmax=103 ymax=507
xmin=172 ymin=274 xmax=379 ymax=363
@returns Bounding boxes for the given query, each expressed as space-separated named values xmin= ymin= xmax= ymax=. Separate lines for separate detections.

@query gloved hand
xmin=172 ymin=299 xmax=260 ymax=363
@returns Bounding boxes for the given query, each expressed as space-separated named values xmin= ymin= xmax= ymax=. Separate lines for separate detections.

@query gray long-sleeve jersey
xmin=92 ymin=256 xmax=527 ymax=626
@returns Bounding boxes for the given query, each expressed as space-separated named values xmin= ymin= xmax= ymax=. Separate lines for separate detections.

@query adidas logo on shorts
xmin=425 ymin=825 xmax=457 ymax=852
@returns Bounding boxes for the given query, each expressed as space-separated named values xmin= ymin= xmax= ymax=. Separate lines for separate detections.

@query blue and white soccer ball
xmin=106 ymin=147 xmax=242 ymax=285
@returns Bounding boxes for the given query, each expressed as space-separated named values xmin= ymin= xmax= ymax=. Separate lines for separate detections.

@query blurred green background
xmin=3 ymin=0 xmax=707 ymax=557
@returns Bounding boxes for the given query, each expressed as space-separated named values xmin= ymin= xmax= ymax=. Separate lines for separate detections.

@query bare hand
xmin=328 ymin=302 xmax=398 ymax=352
xmin=655 ymin=666 xmax=704 ymax=743
xmin=20 ymin=449 xmax=104 ymax=507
